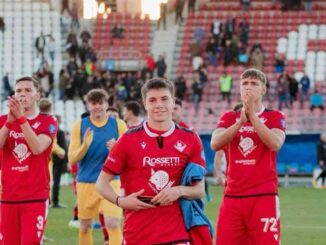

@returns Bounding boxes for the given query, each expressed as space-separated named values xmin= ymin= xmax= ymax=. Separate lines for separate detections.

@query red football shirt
xmin=0 ymin=113 xmax=57 ymax=202
xmin=103 ymin=121 xmax=205 ymax=244
xmin=217 ymin=108 xmax=286 ymax=197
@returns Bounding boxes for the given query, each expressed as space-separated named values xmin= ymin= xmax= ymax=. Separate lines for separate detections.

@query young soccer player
xmin=211 ymin=68 xmax=286 ymax=244
xmin=96 ymin=77 xmax=207 ymax=244
xmin=0 ymin=76 xmax=58 ymax=244
xmin=68 ymin=88 xmax=127 ymax=245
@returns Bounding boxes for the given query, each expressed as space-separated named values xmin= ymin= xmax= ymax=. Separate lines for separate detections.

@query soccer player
xmin=211 ymin=68 xmax=286 ymax=244
xmin=96 ymin=77 xmax=206 ymax=244
xmin=68 ymin=88 xmax=127 ymax=245
xmin=172 ymin=99 xmax=192 ymax=129
xmin=0 ymin=76 xmax=58 ymax=244
xmin=122 ymin=101 xmax=143 ymax=128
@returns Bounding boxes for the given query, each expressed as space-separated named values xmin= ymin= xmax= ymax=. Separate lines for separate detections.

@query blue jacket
xmin=180 ymin=163 xmax=213 ymax=237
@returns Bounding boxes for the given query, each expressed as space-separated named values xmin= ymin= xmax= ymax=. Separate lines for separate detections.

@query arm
xmin=52 ymin=138 xmax=65 ymax=159
xmin=214 ymin=150 xmax=226 ymax=186
xmin=0 ymin=112 xmax=15 ymax=149
xmin=150 ymin=179 xmax=205 ymax=206
xmin=96 ymin=171 xmax=155 ymax=211
xmin=210 ymin=109 xmax=247 ymax=151
xmin=68 ymin=121 xmax=93 ymax=164
xmin=249 ymin=115 xmax=285 ymax=151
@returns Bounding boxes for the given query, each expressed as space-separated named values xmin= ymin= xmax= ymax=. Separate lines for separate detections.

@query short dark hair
xmin=233 ymin=103 xmax=243 ymax=112
xmin=175 ymin=99 xmax=182 ymax=107
xmin=125 ymin=101 xmax=141 ymax=116
xmin=141 ymin=77 xmax=175 ymax=100
xmin=107 ymin=106 xmax=119 ymax=113
xmin=84 ymin=89 xmax=109 ymax=103
xmin=240 ymin=68 xmax=267 ymax=86
xmin=16 ymin=76 xmax=41 ymax=92
xmin=38 ymin=98 xmax=53 ymax=113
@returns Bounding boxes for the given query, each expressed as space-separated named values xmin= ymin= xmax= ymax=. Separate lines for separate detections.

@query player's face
xmin=122 ymin=107 xmax=129 ymax=121
xmin=143 ymin=88 xmax=174 ymax=123
xmin=14 ymin=81 xmax=40 ymax=109
xmin=87 ymin=100 xmax=108 ymax=119
xmin=240 ymin=77 xmax=266 ymax=102
xmin=172 ymin=104 xmax=182 ymax=122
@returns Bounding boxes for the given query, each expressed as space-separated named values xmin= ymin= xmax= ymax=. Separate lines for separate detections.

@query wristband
xmin=5 ymin=121 xmax=13 ymax=129
xmin=17 ymin=116 xmax=27 ymax=125
xmin=115 ymin=196 xmax=121 ymax=207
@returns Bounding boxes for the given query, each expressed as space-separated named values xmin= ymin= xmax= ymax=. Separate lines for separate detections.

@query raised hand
xmin=7 ymin=96 xmax=24 ymax=119
xmin=83 ymin=128 xmax=93 ymax=146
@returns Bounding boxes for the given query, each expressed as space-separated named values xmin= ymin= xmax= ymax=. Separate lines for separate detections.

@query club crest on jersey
xmin=238 ymin=136 xmax=257 ymax=157
xmin=141 ymin=141 xmax=146 ymax=149
xmin=13 ymin=142 xmax=31 ymax=163
xmin=48 ymin=124 xmax=56 ymax=134
xmin=31 ymin=121 xmax=41 ymax=129
xmin=149 ymin=169 xmax=174 ymax=193
xmin=174 ymin=140 xmax=187 ymax=152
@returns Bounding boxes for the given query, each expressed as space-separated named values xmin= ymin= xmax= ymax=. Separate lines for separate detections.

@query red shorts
xmin=216 ymin=195 xmax=281 ymax=245
xmin=0 ymin=200 xmax=49 ymax=245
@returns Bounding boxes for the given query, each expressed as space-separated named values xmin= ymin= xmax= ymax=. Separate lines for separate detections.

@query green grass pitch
xmin=45 ymin=186 xmax=326 ymax=244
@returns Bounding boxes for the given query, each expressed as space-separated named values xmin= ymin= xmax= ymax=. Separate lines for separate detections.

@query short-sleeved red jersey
xmin=0 ymin=113 xmax=57 ymax=202
xmin=103 ymin=121 xmax=205 ymax=244
xmin=217 ymin=108 xmax=286 ymax=197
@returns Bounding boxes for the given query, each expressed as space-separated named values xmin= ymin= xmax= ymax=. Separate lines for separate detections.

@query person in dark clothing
xmin=175 ymin=75 xmax=187 ymax=100
xmin=288 ymin=76 xmax=298 ymax=106
xmin=35 ymin=32 xmax=46 ymax=58
xmin=313 ymin=133 xmax=326 ymax=187
xmin=156 ymin=55 xmax=167 ymax=77
xmin=0 ymin=17 xmax=5 ymax=32
xmin=188 ymin=0 xmax=196 ymax=13
xmin=61 ymin=0 xmax=70 ymax=15
xmin=157 ymin=1 xmax=167 ymax=30
xmin=52 ymin=115 xmax=67 ymax=208
xmin=2 ymin=73 xmax=13 ymax=100
xmin=175 ymin=0 xmax=185 ymax=24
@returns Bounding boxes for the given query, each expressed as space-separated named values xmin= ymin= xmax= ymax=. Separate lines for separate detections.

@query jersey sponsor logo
xmin=239 ymin=126 xmax=255 ymax=133
xmin=235 ymin=159 xmax=256 ymax=165
xmin=143 ymin=156 xmax=180 ymax=167
xmin=141 ymin=141 xmax=146 ymax=149
xmin=13 ymin=142 xmax=31 ymax=162
xmin=9 ymin=130 xmax=24 ymax=139
xmin=11 ymin=165 xmax=29 ymax=172
xmin=238 ymin=136 xmax=257 ymax=157
xmin=31 ymin=121 xmax=41 ymax=129
xmin=174 ymin=140 xmax=187 ymax=152
xmin=149 ymin=169 xmax=174 ymax=192
xmin=107 ymin=156 xmax=116 ymax=163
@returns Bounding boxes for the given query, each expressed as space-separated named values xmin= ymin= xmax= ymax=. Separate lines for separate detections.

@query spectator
xmin=35 ymin=32 xmax=46 ymax=58
xmin=225 ymin=17 xmax=236 ymax=36
xmin=122 ymin=101 xmax=143 ymax=128
xmin=157 ymin=0 xmax=167 ymax=30
xmin=0 ymin=17 xmax=5 ymax=32
xmin=210 ymin=20 xmax=221 ymax=40
xmin=198 ymin=63 xmax=208 ymax=84
xmin=239 ymin=17 xmax=250 ymax=45
xmin=275 ymin=53 xmax=285 ymax=73
xmin=219 ymin=70 xmax=233 ymax=105
xmin=111 ymin=24 xmax=125 ymax=39
xmin=145 ymin=54 xmax=156 ymax=75
xmin=66 ymin=32 xmax=78 ymax=59
xmin=188 ymin=0 xmax=196 ymax=13
xmin=237 ymin=43 xmax=248 ymax=65
xmin=288 ymin=76 xmax=298 ymax=106
xmin=304 ymin=0 xmax=312 ymax=12
xmin=192 ymin=56 xmax=203 ymax=71
xmin=66 ymin=57 xmax=78 ymax=76
xmin=48 ymin=35 xmax=56 ymax=64
xmin=2 ymin=73 xmax=12 ymax=100
xmin=189 ymin=38 xmax=201 ymax=63
xmin=82 ymin=59 xmax=96 ymax=75
xmin=156 ymin=54 xmax=167 ymax=77
xmin=70 ymin=2 xmax=80 ymax=31
xmin=223 ymin=40 xmax=234 ymax=66
xmin=80 ymin=29 xmax=92 ymax=45
xmin=206 ymin=37 xmax=218 ymax=66
xmin=61 ymin=0 xmax=70 ymax=16
xmin=310 ymin=90 xmax=324 ymax=112
xmin=241 ymin=0 xmax=251 ymax=11
xmin=193 ymin=27 xmax=205 ymax=44
xmin=175 ymin=75 xmax=187 ymax=100
xmin=191 ymin=72 xmax=203 ymax=112
xmin=175 ymin=0 xmax=185 ymax=25
xmin=277 ymin=73 xmax=290 ymax=110
xmin=299 ymin=73 xmax=310 ymax=108
xmin=59 ymin=69 xmax=70 ymax=100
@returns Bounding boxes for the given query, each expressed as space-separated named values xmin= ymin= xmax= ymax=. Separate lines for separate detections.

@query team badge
xmin=238 ymin=136 xmax=257 ymax=157
xmin=174 ymin=140 xmax=187 ymax=152
xmin=149 ymin=169 xmax=174 ymax=193
xmin=48 ymin=124 xmax=56 ymax=134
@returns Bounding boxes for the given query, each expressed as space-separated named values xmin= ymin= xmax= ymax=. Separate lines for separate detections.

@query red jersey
xmin=103 ymin=121 xmax=205 ymax=244
xmin=178 ymin=120 xmax=193 ymax=130
xmin=217 ymin=108 xmax=286 ymax=197
xmin=0 ymin=113 xmax=57 ymax=202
